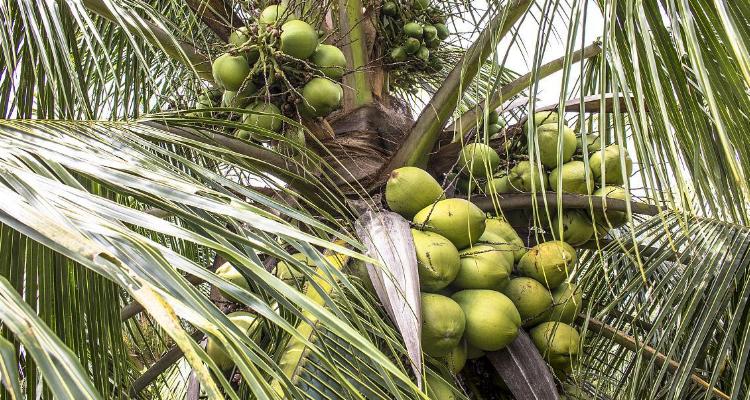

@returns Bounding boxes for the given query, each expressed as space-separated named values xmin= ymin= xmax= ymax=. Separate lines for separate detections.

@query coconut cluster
xmin=385 ymin=165 xmax=586 ymax=380
xmin=200 ymin=4 xmax=346 ymax=145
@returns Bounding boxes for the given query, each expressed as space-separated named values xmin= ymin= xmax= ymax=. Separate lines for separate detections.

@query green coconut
xmin=413 ymin=198 xmax=486 ymax=249
xmin=205 ymin=311 xmax=259 ymax=370
xmin=215 ymin=262 xmax=251 ymax=302
xmin=423 ymin=25 xmax=438 ymax=40
xmin=421 ymin=293 xmax=466 ymax=357
xmin=550 ymin=210 xmax=594 ymax=247
xmin=310 ymin=44 xmax=346 ymax=79
xmin=212 ymin=53 xmax=250 ymax=91
xmin=532 ymin=111 xmax=559 ymax=126
xmin=390 ymin=46 xmax=407 ymax=61
xmin=280 ymin=20 xmax=319 ymax=59
xmin=438 ymin=340 xmax=467 ymax=374
xmin=275 ymin=252 xmax=315 ymax=283
xmin=458 ymin=143 xmax=500 ymax=178
xmin=425 ymin=374 xmax=457 ymax=400
xmin=416 ymin=46 xmax=430 ymax=61
xmin=195 ymin=92 xmax=213 ymax=117
xmin=242 ymin=102 xmax=283 ymax=138
xmin=229 ymin=26 xmax=250 ymax=47
xmin=221 ymin=86 xmax=255 ymax=108
xmin=480 ymin=217 xmax=526 ymax=262
xmin=258 ymin=4 xmax=296 ymax=26
xmin=507 ymin=161 xmax=547 ymax=192
xmin=385 ymin=166 xmax=444 ymax=218
xmin=404 ymin=37 xmax=421 ymax=54
xmin=576 ymin=133 xmax=602 ymax=153
xmin=589 ymin=144 xmax=633 ymax=185
xmin=412 ymin=229 xmax=461 ymax=292
xmin=485 ymin=174 xmax=511 ymax=194
xmin=413 ymin=0 xmax=430 ymax=11
xmin=301 ymin=77 xmax=342 ymax=117
xmin=502 ymin=277 xmax=553 ymax=327
xmin=451 ymin=289 xmax=521 ymax=351
xmin=404 ymin=22 xmax=424 ymax=37
xmin=548 ymin=160 xmax=594 ymax=194
xmin=452 ymin=244 xmax=513 ymax=290
xmin=426 ymin=37 xmax=441 ymax=49
xmin=382 ymin=1 xmax=398 ymax=16
xmin=435 ymin=23 xmax=450 ymax=40
xmin=591 ymin=186 xmax=628 ymax=228
xmin=530 ymin=322 xmax=580 ymax=371
xmin=455 ymin=174 xmax=479 ymax=195
xmin=518 ymin=241 xmax=577 ymax=289
xmin=536 ymin=123 xmax=577 ymax=168
xmin=547 ymin=282 xmax=582 ymax=324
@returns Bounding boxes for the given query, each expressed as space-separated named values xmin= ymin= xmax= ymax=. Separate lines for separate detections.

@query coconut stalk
xmin=486 ymin=330 xmax=560 ymax=400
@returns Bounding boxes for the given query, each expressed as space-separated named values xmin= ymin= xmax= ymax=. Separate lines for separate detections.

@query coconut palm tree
xmin=0 ymin=0 xmax=749 ymax=399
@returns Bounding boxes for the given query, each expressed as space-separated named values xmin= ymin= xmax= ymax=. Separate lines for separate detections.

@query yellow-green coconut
xmin=550 ymin=210 xmax=594 ymax=247
xmin=421 ymin=293 xmax=466 ymax=357
xmin=438 ymin=340 xmax=467 ymax=374
xmin=212 ymin=53 xmax=250 ymax=91
xmin=591 ymin=186 xmax=628 ymax=228
xmin=301 ymin=77 xmax=342 ymax=117
xmin=589 ymin=144 xmax=632 ymax=185
xmin=518 ymin=241 xmax=577 ymax=289
xmin=385 ymin=166 xmax=444 ymax=218
xmin=425 ymin=374 xmax=457 ymax=400
xmin=479 ymin=217 xmax=527 ymax=262
xmin=451 ymin=289 xmax=521 ymax=351
xmin=502 ymin=277 xmax=553 ymax=327
xmin=280 ymin=20 xmax=319 ymax=59
xmin=412 ymin=229 xmax=461 ymax=292
xmin=413 ymin=198 xmax=486 ymax=249
xmin=548 ymin=160 xmax=594 ymax=194
xmin=547 ymin=282 xmax=582 ymax=324
xmin=205 ymin=311 xmax=259 ymax=370
xmin=310 ymin=44 xmax=347 ymax=79
xmin=530 ymin=322 xmax=580 ymax=371
xmin=532 ymin=111 xmax=559 ymax=126
xmin=458 ymin=143 xmax=500 ymax=178
xmin=215 ymin=262 xmax=251 ymax=302
xmin=507 ymin=161 xmax=547 ymax=192
xmin=536 ymin=123 xmax=577 ymax=168
xmin=452 ymin=244 xmax=513 ymax=290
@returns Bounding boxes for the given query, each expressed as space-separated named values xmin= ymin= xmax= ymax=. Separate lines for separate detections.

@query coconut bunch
xmin=202 ymin=4 xmax=347 ymax=143
xmin=383 ymin=167 xmax=583 ymax=381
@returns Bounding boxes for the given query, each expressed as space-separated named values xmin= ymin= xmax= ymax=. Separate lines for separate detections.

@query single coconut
xmin=480 ymin=217 xmax=527 ymax=262
xmin=589 ymin=144 xmax=632 ymax=185
xmin=242 ymin=102 xmax=283 ymax=138
xmin=435 ymin=23 xmax=450 ymax=40
xmin=530 ymin=322 xmax=580 ymax=371
xmin=280 ymin=20 xmax=319 ymax=59
xmin=518 ymin=241 xmax=577 ymax=289
xmin=412 ymin=229 xmax=461 ymax=292
xmin=548 ymin=160 xmax=594 ymax=194
xmin=535 ymin=123 xmax=577 ymax=168
xmin=413 ymin=198 xmax=486 ymax=249
xmin=310 ymin=44 xmax=346 ymax=79
xmin=390 ymin=46 xmax=407 ymax=61
xmin=532 ymin=111 xmax=559 ymax=126
xmin=258 ymin=4 xmax=296 ymax=26
xmin=507 ymin=161 xmax=547 ymax=192
xmin=301 ymin=77 xmax=342 ymax=117
xmin=547 ymin=282 xmax=582 ymax=324
xmin=485 ymin=174 xmax=511 ymax=194
xmin=452 ymin=244 xmax=513 ymax=290
xmin=423 ymin=25 xmax=438 ymax=40
xmin=413 ymin=0 xmax=430 ymax=11
xmin=421 ymin=293 xmax=466 ymax=357
xmin=404 ymin=22 xmax=424 ymax=37
xmin=416 ymin=46 xmax=430 ymax=61
xmin=502 ymin=277 xmax=553 ymax=327
xmin=404 ymin=37 xmax=421 ymax=54
xmin=215 ymin=262 xmax=251 ymax=302
xmin=550 ymin=210 xmax=594 ymax=247
xmin=425 ymin=374 xmax=457 ymax=400
xmin=591 ymin=186 xmax=628 ymax=228
xmin=382 ymin=1 xmax=398 ymax=16
xmin=455 ymin=174 xmax=479 ymax=195
xmin=451 ymin=289 xmax=521 ymax=351
xmin=205 ymin=311 xmax=259 ymax=370
xmin=275 ymin=252 xmax=315 ymax=283
xmin=438 ymin=340 xmax=467 ymax=374
xmin=212 ymin=53 xmax=250 ymax=91
xmin=222 ymin=85 xmax=255 ymax=108
xmin=229 ymin=27 xmax=250 ymax=47
xmin=458 ymin=143 xmax=500 ymax=178
xmin=385 ymin=166 xmax=444 ymax=218
xmin=195 ymin=92 xmax=213 ymax=117
xmin=576 ymin=133 xmax=602 ymax=153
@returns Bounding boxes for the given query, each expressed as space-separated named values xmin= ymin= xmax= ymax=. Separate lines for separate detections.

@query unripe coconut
xmin=426 ymin=37 xmax=440 ymax=49
xmin=485 ymin=175 xmax=511 ymax=194
xmin=502 ymin=277 xmax=553 ymax=327
xmin=458 ymin=143 xmax=500 ymax=178
xmin=229 ymin=27 xmax=250 ymax=47
xmin=416 ymin=46 xmax=430 ymax=61
xmin=222 ymin=86 xmax=255 ymax=108
xmin=404 ymin=37 xmax=421 ymax=54
xmin=548 ymin=160 xmax=594 ymax=194
xmin=212 ymin=53 xmax=250 ymax=91
xmin=589 ymin=144 xmax=633 ymax=185
xmin=301 ymin=77 xmax=342 ymax=117
xmin=413 ymin=0 xmax=430 ymax=11
xmin=242 ymin=102 xmax=283 ymax=137
xmin=386 ymin=166 xmax=444 ymax=218
xmin=421 ymin=293 xmax=466 ymax=357
xmin=518 ymin=241 xmax=577 ymax=289
xmin=382 ymin=1 xmax=398 ymax=16
xmin=451 ymin=289 xmax=521 ymax=351
xmin=507 ymin=161 xmax=547 ymax=192
xmin=205 ymin=311 xmax=259 ymax=370
xmin=423 ymin=25 xmax=438 ymax=40
xmin=438 ymin=340 xmax=467 ymax=374
xmin=547 ymin=282 xmax=582 ymax=324
xmin=425 ymin=374 xmax=457 ymax=400
xmin=576 ymin=133 xmax=602 ymax=153
xmin=390 ymin=46 xmax=407 ymax=61
xmin=480 ymin=217 xmax=526 ymax=262
xmin=465 ymin=342 xmax=485 ymax=359
xmin=550 ymin=210 xmax=594 ymax=247
xmin=413 ymin=198 xmax=486 ymax=249
xmin=532 ymin=111 xmax=559 ymax=126
xmin=536 ymin=123 xmax=577 ymax=168
xmin=404 ymin=22 xmax=424 ymax=38
xmin=412 ymin=229 xmax=461 ymax=292
xmin=275 ymin=252 xmax=314 ymax=283
xmin=530 ymin=322 xmax=580 ymax=371
xmin=259 ymin=4 xmax=296 ymax=26
xmin=452 ymin=244 xmax=513 ymax=290
xmin=591 ymin=186 xmax=628 ymax=228
xmin=280 ymin=20 xmax=318 ymax=59
xmin=435 ymin=23 xmax=450 ymax=40
xmin=195 ymin=92 xmax=213 ymax=117
xmin=455 ymin=174 xmax=479 ymax=194
xmin=215 ymin=262 xmax=251 ymax=302
xmin=310 ymin=45 xmax=346 ymax=79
